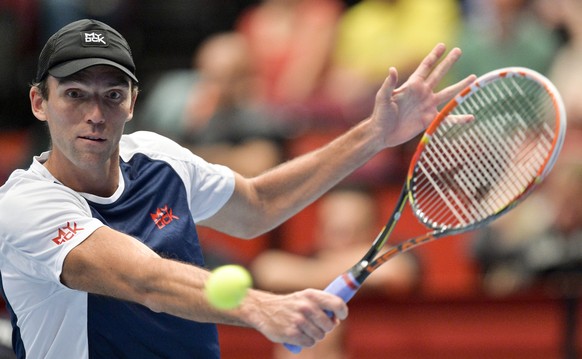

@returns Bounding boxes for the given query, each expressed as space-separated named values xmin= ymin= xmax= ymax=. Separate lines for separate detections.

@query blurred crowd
xmin=1 ymin=0 xmax=582 ymax=357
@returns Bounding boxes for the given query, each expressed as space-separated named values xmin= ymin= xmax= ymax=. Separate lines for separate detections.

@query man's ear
xmin=30 ymin=86 xmax=47 ymax=122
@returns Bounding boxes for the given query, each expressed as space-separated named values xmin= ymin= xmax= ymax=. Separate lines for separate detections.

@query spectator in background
xmin=182 ymin=32 xmax=286 ymax=177
xmin=320 ymin=0 xmax=461 ymax=125
xmin=252 ymin=186 xmax=420 ymax=359
xmin=236 ymin=0 xmax=344 ymax=107
xmin=470 ymin=0 xmax=582 ymax=297
xmin=472 ymin=143 xmax=582 ymax=297
xmin=288 ymin=0 xmax=462 ymax=185
xmin=450 ymin=0 xmax=561 ymax=82
xmin=330 ymin=0 xmax=460 ymax=84
xmin=137 ymin=32 xmax=286 ymax=270
xmin=138 ymin=32 xmax=286 ymax=177
xmin=0 ymin=0 xmax=40 ymax=130
xmin=0 ymin=1 xmax=42 ymax=191
xmin=535 ymin=0 xmax=582 ymax=130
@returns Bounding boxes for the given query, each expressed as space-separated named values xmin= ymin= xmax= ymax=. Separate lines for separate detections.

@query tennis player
xmin=0 ymin=19 xmax=475 ymax=358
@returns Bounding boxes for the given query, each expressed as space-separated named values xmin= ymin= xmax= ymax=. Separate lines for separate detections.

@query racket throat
xmin=349 ymin=262 xmax=372 ymax=284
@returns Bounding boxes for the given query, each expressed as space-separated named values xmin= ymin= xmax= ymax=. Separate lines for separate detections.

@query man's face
xmin=31 ymin=65 xmax=136 ymax=171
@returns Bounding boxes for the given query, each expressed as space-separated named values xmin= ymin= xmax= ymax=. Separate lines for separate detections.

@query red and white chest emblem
xmin=150 ymin=205 xmax=180 ymax=229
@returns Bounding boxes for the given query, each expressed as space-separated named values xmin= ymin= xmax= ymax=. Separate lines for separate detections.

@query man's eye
xmin=66 ymin=90 xmax=83 ymax=98
xmin=108 ymin=91 xmax=123 ymax=100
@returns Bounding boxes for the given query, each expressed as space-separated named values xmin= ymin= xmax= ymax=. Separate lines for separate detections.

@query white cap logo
xmin=81 ymin=30 xmax=108 ymax=47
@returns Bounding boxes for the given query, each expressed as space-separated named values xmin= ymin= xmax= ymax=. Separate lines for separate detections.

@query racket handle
xmin=284 ymin=272 xmax=361 ymax=354
xmin=323 ymin=272 xmax=361 ymax=302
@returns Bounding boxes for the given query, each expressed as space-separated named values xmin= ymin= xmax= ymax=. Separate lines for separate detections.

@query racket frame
xmin=349 ymin=67 xmax=567 ymax=284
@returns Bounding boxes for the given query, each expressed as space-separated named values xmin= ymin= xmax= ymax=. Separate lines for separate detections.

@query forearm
xmin=256 ymin=119 xmax=382 ymax=208
xmin=114 ymin=256 xmax=347 ymax=347
xmin=206 ymin=118 xmax=385 ymax=237
xmin=62 ymin=227 xmax=257 ymax=327
xmin=137 ymin=257 xmax=270 ymax=328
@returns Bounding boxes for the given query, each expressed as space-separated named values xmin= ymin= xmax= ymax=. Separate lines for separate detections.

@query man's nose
xmin=86 ymin=99 xmax=106 ymax=124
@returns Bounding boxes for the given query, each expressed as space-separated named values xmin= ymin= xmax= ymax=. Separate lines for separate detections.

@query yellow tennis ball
xmin=205 ymin=265 xmax=253 ymax=310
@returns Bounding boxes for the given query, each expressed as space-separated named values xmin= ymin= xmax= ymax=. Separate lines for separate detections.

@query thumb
xmin=376 ymin=67 xmax=399 ymax=101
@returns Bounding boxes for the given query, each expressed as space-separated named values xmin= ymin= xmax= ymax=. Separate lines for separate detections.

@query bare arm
xmin=200 ymin=44 xmax=476 ymax=238
xmin=61 ymin=226 xmax=348 ymax=347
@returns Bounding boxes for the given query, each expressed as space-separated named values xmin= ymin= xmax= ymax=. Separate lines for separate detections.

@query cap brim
xmin=48 ymin=58 xmax=138 ymax=83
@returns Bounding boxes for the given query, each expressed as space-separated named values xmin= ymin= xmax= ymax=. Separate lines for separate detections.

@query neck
xmin=44 ymin=151 xmax=121 ymax=197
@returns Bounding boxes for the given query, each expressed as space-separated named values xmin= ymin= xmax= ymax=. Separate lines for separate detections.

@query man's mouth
xmin=79 ymin=136 xmax=106 ymax=142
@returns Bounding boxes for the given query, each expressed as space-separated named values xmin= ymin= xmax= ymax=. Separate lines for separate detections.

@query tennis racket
xmin=285 ymin=67 xmax=567 ymax=353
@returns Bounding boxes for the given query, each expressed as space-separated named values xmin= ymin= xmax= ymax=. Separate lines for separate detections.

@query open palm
xmin=370 ymin=44 xmax=476 ymax=148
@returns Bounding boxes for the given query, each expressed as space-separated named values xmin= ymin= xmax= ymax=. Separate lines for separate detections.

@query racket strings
xmin=416 ymin=131 xmax=550 ymax=225
xmin=411 ymin=76 xmax=557 ymax=229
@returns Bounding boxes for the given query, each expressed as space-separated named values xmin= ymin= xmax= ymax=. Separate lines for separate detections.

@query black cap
xmin=35 ymin=19 xmax=138 ymax=83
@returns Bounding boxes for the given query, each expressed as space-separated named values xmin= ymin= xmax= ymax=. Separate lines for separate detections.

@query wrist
xmin=232 ymin=289 xmax=272 ymax=330
xmin=353 ymin=117 xmax=388 ymax=154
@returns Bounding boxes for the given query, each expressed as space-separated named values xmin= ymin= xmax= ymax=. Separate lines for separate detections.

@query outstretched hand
xmin=370 ymin=43 xmax=477 ymax=148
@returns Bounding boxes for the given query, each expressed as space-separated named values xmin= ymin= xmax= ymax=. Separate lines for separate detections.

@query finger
xmin=281 ymin=318 xmax=318 ymax=348
xmin=298 ymin=318 xmax=327 ymax=344
xmin=304 ymin=288 xmax=348 ymax=321
xmin=287 ymin=315 xmax=328 ymax=347
xmin=296 ymin=307 xmax=339 ymax=346
xmin=313 ymin=309 xmax=338 ymax=333
xmin=426 ymin=47 xmax=463 ymax=88
xmin=445 ymin=114 xmax=475 ymax=125
xmin=376 ymin=67 xmax=399 ymax=102
xmin=320 ymin=297 xmax=348 ymax=321
xmin=285 ymin=290 xmax=346 ymax=346
xmin=410 ymin=43 xmax=447 ymax=80
xmin=288 ymin=328 xmax=317 ymax=348
xmin=434 ymin=74 xmax=477 ymax=104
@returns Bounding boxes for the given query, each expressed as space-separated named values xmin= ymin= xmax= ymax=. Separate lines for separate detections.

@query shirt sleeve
xmin=120 ymin=131 xmax=236 ymax=222
xmin=187 ymin=158 xmax=235 ymax=222
xmin=0 ymin=179 xmax=104 ymax=284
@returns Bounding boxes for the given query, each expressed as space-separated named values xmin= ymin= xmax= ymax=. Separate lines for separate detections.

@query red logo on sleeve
xmin=150 ymin=205 xmax=180 ymax=229
xmin=52 ymin=222 xmax=85 ymax=245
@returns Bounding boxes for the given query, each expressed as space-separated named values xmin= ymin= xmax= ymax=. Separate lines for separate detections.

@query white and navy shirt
xmin=0 ymin=131 xmax=235 ymax=358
